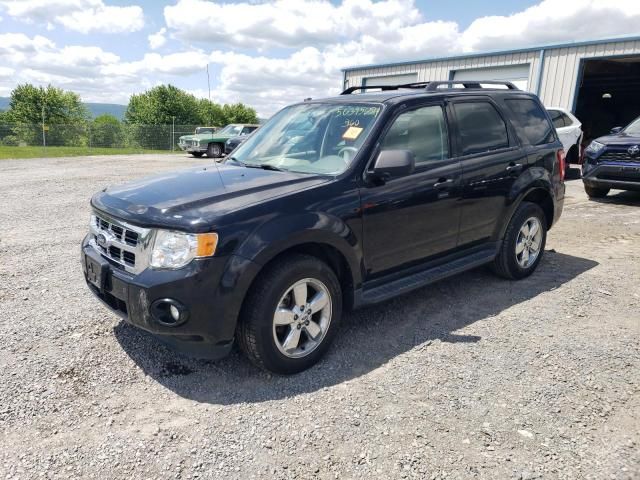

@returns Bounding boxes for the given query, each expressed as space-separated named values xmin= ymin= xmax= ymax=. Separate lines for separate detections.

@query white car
xmin=546 ymin=107 xmax=583 ymax=172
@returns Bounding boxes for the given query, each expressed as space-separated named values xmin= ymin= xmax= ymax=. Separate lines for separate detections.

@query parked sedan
xmin=582 ymin=116 xmax=640 ymax=198
xmin=224 ymin=132 xmax=254 ymax=155
xmin=547 ymin=107 xmax=583 ymax=173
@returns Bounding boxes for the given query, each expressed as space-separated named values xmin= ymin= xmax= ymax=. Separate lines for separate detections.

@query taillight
xmin=557 ymin=149 xmax=566 ymax=182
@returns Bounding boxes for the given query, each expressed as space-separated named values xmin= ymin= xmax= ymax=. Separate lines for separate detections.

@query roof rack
xmin=424 ymin=80 xmax=519 ymax=91
xmin=340 ymin=80 xmax=519 ymax=95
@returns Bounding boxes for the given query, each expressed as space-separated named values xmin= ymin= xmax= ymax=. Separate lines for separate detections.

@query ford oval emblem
xmin=96 ymin=233 xmax=107 ymax=247
xmin=628 ymin=145 xmax=639 ymax=156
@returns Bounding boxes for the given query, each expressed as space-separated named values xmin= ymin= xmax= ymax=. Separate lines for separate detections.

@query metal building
xmin=342 ymin=35 xmax=640 ymax=141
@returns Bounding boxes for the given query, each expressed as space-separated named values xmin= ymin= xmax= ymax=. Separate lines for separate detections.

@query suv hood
xmin=596 ymin=133 xmax=640 ymax=146
xmin=91 ymin=164 xmax=329 ymax=231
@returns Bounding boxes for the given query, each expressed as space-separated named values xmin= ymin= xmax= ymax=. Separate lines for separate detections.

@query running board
xmin=357 ymin=248 xmax=497 ymax=306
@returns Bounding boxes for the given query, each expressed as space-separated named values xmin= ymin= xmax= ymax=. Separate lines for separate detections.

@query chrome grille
xmin=89 ymin=212 xmax=152 ymax=274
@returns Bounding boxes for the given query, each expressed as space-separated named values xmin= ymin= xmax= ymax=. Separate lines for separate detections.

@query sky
xmin=0 ymin=0 xmax=639 ymax=117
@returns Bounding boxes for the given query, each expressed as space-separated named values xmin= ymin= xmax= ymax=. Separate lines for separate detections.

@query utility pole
xmin=206 ymin=64 xmax=211 ymax=102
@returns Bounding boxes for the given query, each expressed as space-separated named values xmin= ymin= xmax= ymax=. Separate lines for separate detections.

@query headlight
xmin=585 ymin=141 xmax=605 ymax=154
xmin=150 ymin=230 xmax=218 ymax=269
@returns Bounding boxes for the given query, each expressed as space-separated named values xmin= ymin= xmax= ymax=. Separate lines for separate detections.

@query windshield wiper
xmin=244 ymin=163 xmax=285 ymax=172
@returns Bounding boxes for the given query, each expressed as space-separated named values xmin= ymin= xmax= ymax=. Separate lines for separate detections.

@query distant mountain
xmin=0 ymin=97 xmax=126 ymax=120
xmin=84 ymin=102 xmax=126 ymax=119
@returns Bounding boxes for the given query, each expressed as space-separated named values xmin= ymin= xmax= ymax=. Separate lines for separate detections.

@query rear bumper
xmin=582 ymin=161 xmax=640 ymax=192
xmin=81 ymin=236 xmax=261 ymax=359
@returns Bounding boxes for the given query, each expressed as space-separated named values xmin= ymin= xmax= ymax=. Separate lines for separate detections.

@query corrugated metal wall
xmin=538 ymin=39 xmax=640 ymax=108
xmin=344 ymin=38 xmax=640 ymax=112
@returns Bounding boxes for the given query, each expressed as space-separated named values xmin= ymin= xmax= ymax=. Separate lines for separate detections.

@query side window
xmin=505 ymin=98 xmax=556 ymax=146
xmin=560 ymin=113 xmax=573 ymax=126
xmin=380 ymin=105 xmax=449 ymax=165
xmin=548 ymin=109 xmax=565 ymax=129
xmin=453 ymin=102 xmax=509 ymax=155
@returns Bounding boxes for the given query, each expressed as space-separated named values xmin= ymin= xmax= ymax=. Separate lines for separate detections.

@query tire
xmin=491 ymin=201 xmax=547 ymax=280
xmin=237 ymin=254 xmax=342 ymax=374
xmin=191 ymin=152 xmax=204 ymax=158
xmin=206 ymin=143 xmax=223 ymax=158
xmin=584 ymin=185 xmax=609 ymax=198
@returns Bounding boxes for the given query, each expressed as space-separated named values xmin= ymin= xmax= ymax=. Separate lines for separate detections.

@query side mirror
xmin=610 ymin=126 xmax=623 ymax=134
xmin=371 ymin=150 xmax=415 ymax=181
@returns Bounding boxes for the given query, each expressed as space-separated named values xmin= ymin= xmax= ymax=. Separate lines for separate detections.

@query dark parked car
xmin=582 ymin=116 xmax=640 ymax=198
xmin=82 ymin=81 xmax=565 ymax=374
xmin=224 ymin=132 xmax=254 ymax=155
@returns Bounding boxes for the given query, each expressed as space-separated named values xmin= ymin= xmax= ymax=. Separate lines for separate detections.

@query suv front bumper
xmin=582 ymin=160 xmax=640 ymax=192
xmin=81 ymin=235 xmax=260 ymax=359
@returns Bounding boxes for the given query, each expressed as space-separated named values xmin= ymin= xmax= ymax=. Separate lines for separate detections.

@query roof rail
xmin=340 ymin=83 xmax=425 ymax=95
xmin=424 ymin=80 xmax=519 ymax=91
xmin=340 ymin=80 xmax=519 ymax=95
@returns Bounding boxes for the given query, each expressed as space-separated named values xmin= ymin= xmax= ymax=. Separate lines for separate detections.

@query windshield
xmin=624 ymin=117 xmax=640 ymax=135
xmin=218 ymin=125 xmax=244 ymax=136
xmin=195 ymin=127 xmax=215 ymax=134
xmin=230 ymin=102 xmax=382 ymax=174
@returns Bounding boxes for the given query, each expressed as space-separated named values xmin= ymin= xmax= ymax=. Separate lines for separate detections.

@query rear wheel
xmin=491 ymin=201 xmax=547 ymax=280
xmin=237 ymin=254 xmax=342 ymax=374
xmin=584 ymin=185 xmax=609 ymax=198
xmin=191 ymin=152 xmax=204 ymax=158
xmin=207 ymin=143 xmax=223 ymax=158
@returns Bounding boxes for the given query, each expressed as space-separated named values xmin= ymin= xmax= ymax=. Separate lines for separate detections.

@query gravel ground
xmin=1 ymin=154 xmax=639 ymax=480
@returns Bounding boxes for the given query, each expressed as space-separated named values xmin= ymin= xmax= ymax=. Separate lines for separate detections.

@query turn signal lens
xmin=196 ymin=233 xmax=218 ymax=257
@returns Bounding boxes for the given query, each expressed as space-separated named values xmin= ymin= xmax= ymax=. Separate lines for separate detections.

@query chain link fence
xmin=0 ymin=124 xmax=203 ymax=151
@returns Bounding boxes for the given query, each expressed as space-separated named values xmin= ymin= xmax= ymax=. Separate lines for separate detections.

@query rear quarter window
xmin=506 ymin=98 xmax=556 ymax=146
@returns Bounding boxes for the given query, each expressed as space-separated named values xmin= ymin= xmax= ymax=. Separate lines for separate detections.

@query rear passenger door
xmin=449 ymin=97 xmax=526 ymax=246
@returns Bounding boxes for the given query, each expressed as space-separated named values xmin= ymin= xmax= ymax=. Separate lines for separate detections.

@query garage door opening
xmin=574 ymin=56 xmax=640 ymax=143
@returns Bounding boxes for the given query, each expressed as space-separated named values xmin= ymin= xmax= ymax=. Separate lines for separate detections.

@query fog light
xmin=169 ymin=304 xmax=180 ymax=322
xmin=150 ymin=298 xmax=189 ymax=327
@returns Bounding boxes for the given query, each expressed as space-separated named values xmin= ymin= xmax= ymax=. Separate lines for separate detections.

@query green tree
xmin=125 ymin=84 xmax=202 ymax=125
xmin=220 ymin=103 xmax=258 ymax=124
xmin=8 ymin=84 xmax=89 ymax=146
xmin=196 ymin=98 xmax=225 ymax=127
xmin=91 ymin=114 xmax=124 ymax=148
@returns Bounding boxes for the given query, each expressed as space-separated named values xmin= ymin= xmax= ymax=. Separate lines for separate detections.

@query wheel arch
xmin=498 ymin=183 xmax=555 ymax=240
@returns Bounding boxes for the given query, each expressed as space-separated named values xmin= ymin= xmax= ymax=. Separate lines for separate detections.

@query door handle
xmin=433 ymin=178 xmax=454 ymax=189
xmin=506 ymin=163 xmax=523 ymax=174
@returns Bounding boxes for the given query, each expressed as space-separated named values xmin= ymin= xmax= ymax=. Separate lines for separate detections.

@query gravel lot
xmin=1 ymin=154 xmax=639 ymax=480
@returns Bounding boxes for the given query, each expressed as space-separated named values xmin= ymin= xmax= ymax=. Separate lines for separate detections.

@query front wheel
xmin=207 ymin=143 xmax=223 ymax=158
xmin=237 ymin=254 xmax=342 ymax=374
xmin=491 ymin=202 xmax=547 ymax=280
xmin=584 ymin=185 xmax=609 ymax=198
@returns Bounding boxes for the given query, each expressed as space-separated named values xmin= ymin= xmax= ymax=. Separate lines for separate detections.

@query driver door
xmin=361 ymin=103 xmax=462 ymax=277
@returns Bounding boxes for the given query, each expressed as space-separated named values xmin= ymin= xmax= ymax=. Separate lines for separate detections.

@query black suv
xmin=82 ymin=81 xmax=565 ymax=374
xmin=582 ymin=116 xmax=640 ymax=198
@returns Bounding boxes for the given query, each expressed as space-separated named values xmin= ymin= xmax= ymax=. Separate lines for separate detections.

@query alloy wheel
xmin=272 ymin=278 xmax=332 ymax=358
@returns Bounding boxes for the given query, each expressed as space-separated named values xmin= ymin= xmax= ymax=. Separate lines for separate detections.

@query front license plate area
xmin=85 ymin=254 xmax=109 ymax=290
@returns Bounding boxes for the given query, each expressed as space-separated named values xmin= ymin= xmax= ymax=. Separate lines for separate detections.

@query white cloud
xmin=460 ymin=0 xmax=640 ymax=52
xmin=165 ymin=0 xmax=422 ymax=49
xmin=0 ymin=66 xmax=14 ymax=78
xmin=0 ymin=0 xmax=144 ymax=34
xmin=148 ymin=28 xmax=167 ymax=50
